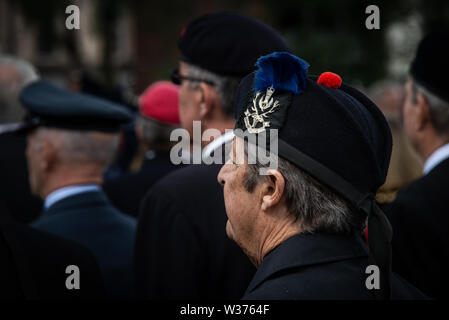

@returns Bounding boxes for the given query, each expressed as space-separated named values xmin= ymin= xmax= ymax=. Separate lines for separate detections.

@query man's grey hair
xmin=34 ymin=128 xmax=119 ymax=170
xmin=411 ymin=77 xmax=449 ymax=138
xmin=243 ymin=142 xmax=365 ymax=235
xmin=0 ymin=55 xmax=39 ymax=123
xmin=184 ymin=63 xmax=240 ymax=117
xmin=136 ymin=115 xmax=178 ymax=152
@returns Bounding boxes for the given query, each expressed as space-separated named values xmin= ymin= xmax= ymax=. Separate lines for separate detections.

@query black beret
xmin=19 ymin=80 xmax=132 ymax=133
xmin=410 ymin=32 xmax=449 ymax=102
xmin=178 ymin=12 xmax=291 ymax=77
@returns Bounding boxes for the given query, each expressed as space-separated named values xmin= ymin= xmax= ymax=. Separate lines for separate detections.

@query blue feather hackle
xmin=254 ymin=52 xmax=309 ymax=94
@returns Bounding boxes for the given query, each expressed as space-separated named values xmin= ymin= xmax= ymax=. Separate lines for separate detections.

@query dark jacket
xmin=103 ymin=153 xmax=180 ymax=217
xmin=0 ymin=130 xmax=42 ymax=223
xmin=135 ymin=163 xmax=256 ymax=299
xmin=384 ymin=158 xmax=449 ymax=299
xmin=30 ymin=190 xmax=136 ymax=299
xmin=243 ymin=233 xmax=427 ymax=300
xmin=1 ymin=208 xmax=104 ymax=299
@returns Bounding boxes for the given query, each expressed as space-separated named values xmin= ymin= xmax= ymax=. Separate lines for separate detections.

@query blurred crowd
xmin=0 ymin=11 xmax=448 ymax=301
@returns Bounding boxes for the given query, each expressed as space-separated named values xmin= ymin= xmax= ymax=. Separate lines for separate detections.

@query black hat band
xmin=24 ymin=113 xmax=124 ymax=133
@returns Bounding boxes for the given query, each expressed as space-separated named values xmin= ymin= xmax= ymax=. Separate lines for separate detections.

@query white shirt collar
xmin=423 ymin=143 xmax=449 ymax=175
xmin=44 ymin=184 xmax=101 ymax=210
xmin=0 ymin=122 xmax=22 ymax=135
xmin=202 ymin=130 xmax=235 ymax=160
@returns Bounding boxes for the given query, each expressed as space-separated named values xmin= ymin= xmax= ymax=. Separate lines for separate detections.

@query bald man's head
xmin=0 ymin=56 xmax=38 ymax=123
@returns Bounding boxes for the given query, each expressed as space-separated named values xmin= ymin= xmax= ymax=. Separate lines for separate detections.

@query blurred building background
xmin=1 ymin=0 xmax=448 ymax=198
xmin=1 ymin=0 xmax=449 ymax=94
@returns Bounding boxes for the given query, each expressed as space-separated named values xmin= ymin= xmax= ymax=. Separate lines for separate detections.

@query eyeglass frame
xmin=170 ymin=69 xmax=216 ymax=86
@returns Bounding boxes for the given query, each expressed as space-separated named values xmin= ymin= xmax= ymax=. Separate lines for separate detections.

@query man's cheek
xmin=223 ymin=189 xmax=234 ymax=220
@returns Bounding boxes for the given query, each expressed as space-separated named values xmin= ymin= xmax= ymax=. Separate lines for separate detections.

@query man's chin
xmin=225 ymin=220 xmax=235 ymax=241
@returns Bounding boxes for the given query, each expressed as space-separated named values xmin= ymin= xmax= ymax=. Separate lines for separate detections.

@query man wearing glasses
xmin=134 ymin=12 xmax=291 ymax=299
xmin=170 ymin=66 xmax=236 ymax=161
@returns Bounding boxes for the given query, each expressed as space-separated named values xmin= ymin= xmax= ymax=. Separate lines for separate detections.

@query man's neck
xmin=40 ymin=167 xmax=103 ymax=199
xmin=254 ymin=217 xmax=302 ymax=267
xmin=420 ymin=134 xmax=449 ymax=162
xmin=203 ymin=118 xmax=235 ymax=140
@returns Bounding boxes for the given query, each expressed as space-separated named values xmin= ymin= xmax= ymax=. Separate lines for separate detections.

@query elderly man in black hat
xmin=384 ymin=32 xmax=449 ymax=299
xmin=135 ymin=12 xmax=291 ymax=299
xmin=218 ymin=52 xmax=426 ymax=299
xmin=20 ymin=80 xmax=135 ymax=299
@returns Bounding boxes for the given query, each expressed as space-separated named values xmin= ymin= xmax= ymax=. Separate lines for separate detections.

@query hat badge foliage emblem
xmin=244 ymin=86 xmax=280 ymax=133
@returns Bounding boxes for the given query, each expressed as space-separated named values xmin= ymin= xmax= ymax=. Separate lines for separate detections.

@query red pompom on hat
xmin=317 ymin=72 xmax=342 ymax=89
xmin=139 ymin=81 xmax=180 ymax=125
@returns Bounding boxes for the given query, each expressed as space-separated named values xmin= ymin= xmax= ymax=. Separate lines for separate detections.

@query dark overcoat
xmin=243 ymin=233 xmax=427 ymax=300
xmin=384 ymin=158 xmax=449 ymax=299
xmin=135 ymin=163 xmax=256 ymax=299
xmin=31 ymin=190 xmax=136 ymax=299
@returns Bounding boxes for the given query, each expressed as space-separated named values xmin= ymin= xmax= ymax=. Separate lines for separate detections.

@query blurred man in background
xmin=1 ymin=56 xmax=105 ymax=300
xmin=0 ymin=55 xmax=43 ymax=223
xmin=134 ymin=12 xmax=291 ymax=299
xmin=384 ymin=32 xmax=449 ymax=299
xmin=0 ymin=56 xmax=37 ymax=124
xmin=22 ymin=80 xmax=136 ymax=299
xmin=369 ymin=81 xmax=423 ymax=203
xmin=104 ymin=81 xmax=182 ymax=217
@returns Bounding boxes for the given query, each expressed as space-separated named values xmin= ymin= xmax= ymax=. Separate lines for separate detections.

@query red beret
xmin=139 ymin=81 xmax=180 ymax=125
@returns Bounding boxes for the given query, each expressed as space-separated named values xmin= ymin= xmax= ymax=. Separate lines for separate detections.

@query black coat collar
xmin=245 ymin=232 xmax=368 ymax=294
xmin=43 ymin=190 xmax=109 ymax=216
xmin=425 ymin=156 xmax=449 ymax=177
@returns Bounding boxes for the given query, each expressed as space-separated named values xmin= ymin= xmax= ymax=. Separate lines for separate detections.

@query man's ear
xmin=39 ymin=140 xmax=56 ymax=172
xmin=260 ymin=169 xmax=285 ymax=212
xmin=416 ymin=92 xmax=432 ymax=131
xmin=198 ymin=82 xmax=216 ymax=119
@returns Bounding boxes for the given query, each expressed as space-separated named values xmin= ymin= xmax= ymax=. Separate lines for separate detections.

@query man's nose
xmin=217 ymin=165 xmax=226 ymax=185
